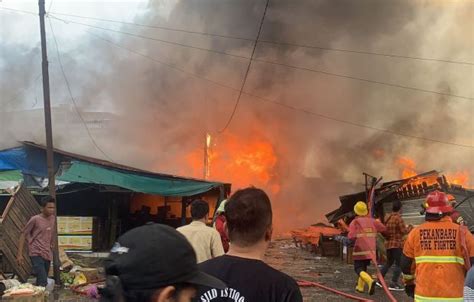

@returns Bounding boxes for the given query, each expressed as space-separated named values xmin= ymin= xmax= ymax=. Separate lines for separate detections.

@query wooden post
xmin=38 ymin=0 xmax=60 ymax=284
xmin=109 ymin=197 xmax=118 ymax=248
xmin=181 ymin=198 xmax=187 ymax=226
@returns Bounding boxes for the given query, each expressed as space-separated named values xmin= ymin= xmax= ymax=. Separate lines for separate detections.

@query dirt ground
xmin=50 ymin=239 xmax=413 ymax=301
xmin=266 ymin=239 xmax=412 ymax=302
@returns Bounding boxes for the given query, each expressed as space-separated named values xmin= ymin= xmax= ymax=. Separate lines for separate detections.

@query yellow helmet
xmin=354 ymin=201 xmax=368 ymax=216
xmin=217 ymin=199 xmax=228 ymax=213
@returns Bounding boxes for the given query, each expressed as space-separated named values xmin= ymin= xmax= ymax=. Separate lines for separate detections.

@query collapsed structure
xmin=326 ymin=171 xmax=474 ymax=230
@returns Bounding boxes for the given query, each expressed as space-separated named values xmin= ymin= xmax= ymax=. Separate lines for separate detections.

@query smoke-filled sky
xmin=1 ymin=0 xmax=473 ymax=231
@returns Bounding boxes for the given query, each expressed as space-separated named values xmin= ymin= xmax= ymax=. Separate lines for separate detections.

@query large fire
xmin=185 ymin=132 xmax=279 ymax=193
xmin=396 ymin=156 xmax=470 ymax=188
xmin=397 ymin=156 xmax=417 ymax=179
xmin=446 ymin=171 xmax=470 ymax=187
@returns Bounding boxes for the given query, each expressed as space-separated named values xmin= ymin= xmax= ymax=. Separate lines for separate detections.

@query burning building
xmin=326 ymin=170 xmax=474 ymax=231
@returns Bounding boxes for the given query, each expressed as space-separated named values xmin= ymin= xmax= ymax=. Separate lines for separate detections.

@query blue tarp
xmin=0 ymin=146 xmax=61 ymax=177
xmin=0 ymin=144 xmax=226 ymax=197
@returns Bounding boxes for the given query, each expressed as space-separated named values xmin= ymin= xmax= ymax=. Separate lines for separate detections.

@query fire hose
xmin=297 ymin=280 xmax=374 ymax=302
xmin=366 ymin=250 xmax=397 ymax=302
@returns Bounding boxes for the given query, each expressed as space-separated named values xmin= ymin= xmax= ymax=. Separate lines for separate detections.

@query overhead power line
xmin=82 ymin=29 xmax=240 ymax=92
xmin=253 ymin=58 xmax=474 ymax=101
xmin=70 ymin=23 xmax=474 ymax=149
xmin=49 ymin=11 xmax=254 ymax=42
xmin=49 ymin=14 xmax=473 ymax=101
xmin=48 ymin=14 xmax=250 ymax=60
xmin=4 ymin=11 xmax=472 ymax=148
xmin=258 ymin=40 xmax=474 ymax=66
xmin=0 ymin=6 xmax=37 ymax=15
xmin=241 ymin=92 xmax=474 ymax=149
xmin=47 ymin=0 xmax=54 ymax=13
xmin=2 ymin=73 xmax=42 ymax=109
xmin=44 ymin=9 xmax=473 ymax=66
xmin=48 ymin=18 xmax=115 ymax=162
xmin=218 ymin=0 xmax=270 ymax=133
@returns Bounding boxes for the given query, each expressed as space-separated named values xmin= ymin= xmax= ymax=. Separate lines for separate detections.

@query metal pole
xmin=38 ymin=0 xmax=61 ymax=284
xmin=204 ymin=134 xmax=208 ymax=179
xmin=203 ymin=133 xmax=211 ymax=180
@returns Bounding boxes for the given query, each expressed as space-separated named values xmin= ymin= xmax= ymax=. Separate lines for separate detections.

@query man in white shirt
xmin=177 ymin=199 xmax=224 ymax=263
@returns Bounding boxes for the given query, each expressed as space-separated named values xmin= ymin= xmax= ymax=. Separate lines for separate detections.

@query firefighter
xmin=401 ymin=190 xmax=474 ymax=301
xmin=348 ymin=201 xmax=386 ymax=295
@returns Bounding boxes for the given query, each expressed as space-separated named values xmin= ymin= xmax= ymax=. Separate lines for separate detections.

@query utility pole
xmin=203 ymin=133 xmax=211 ymax=179
xmin=39 ymin=0 xmax=61 ymax=284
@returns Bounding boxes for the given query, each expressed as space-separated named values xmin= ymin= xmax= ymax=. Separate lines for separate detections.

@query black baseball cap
xmin=104 ymin=223 xmax=226 ymax=290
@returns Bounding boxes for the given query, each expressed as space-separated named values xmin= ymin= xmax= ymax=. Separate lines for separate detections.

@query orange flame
xmin=396 ymin=156 xmax=471 ymax=188
xmin=185 ymin=132 xmax=279 ymax=193
xmin=397 ymin=156 xmax=417 ymax=179
xmin=446 ymin=171 xmax=469 ymax=187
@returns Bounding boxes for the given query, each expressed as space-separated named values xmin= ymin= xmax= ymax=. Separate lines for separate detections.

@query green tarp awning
xmin=0 ymin=170 xmax=22 ymax=189
xmin=0 ymin=170 xmax=22 ymax=181
xmin=57 ymin=161 xmax=221 ymax=197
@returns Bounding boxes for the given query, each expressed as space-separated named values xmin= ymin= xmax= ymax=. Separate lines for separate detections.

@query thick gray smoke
xmin=1 ymin=0 xmax=472 ymax=232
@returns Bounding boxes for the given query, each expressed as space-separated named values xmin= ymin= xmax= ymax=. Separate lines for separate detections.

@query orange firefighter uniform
xmin=402 ymin=191 xmax=474 ymax=301
xmin=348 ymin=201 xmax=386 ymax=295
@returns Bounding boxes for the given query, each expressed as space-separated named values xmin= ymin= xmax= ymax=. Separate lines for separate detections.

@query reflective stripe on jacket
xmin=403 ymin=217 xmax=474 ymax=300
xmin=348 ymin=216 xmax=386 ymax=261
xmin=414 ymin=294 xmax=463 ymax=302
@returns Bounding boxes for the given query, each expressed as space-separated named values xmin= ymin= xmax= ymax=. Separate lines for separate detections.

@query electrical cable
xmin=43 ymin=16 xmax=474 ymax=149
xmin=69 ymin=21 xmax=474 ymax=148
xmin=48 ymin=14 xmax=473 ymax=101
xmin=218 ymin=0 xmax=271 ymax=133
xmin=252 ymin=58 xmax=473 ymax=101
xmin=76 ymin=26 xmax=474 ymax=149
xmin=0 ymin=6 xmax=37 ymax=16
xmin=258 ymin=40 xmax=474 ymax=66
xmin=2 ymin=73 xmax=42 ymax=108
xmin=45 ymin=9 xmax=473 ymax=66
xmin=47 ymin=0 xmax=54 ymax=13
xmin=47 ymin=14 xmax=250 ymax=60
xmin=81 ymin=28 xmax=240 ymax=92
xmin=48 ymin=18 xmax=115 ymax=162
xmin=48 ymin=10 xmax=253 ymax=42
xmin=242 ymin=92 xmax=474 ymax=148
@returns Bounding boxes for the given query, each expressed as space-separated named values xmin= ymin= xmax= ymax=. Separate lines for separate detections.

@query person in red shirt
xmin=17 ymin=196 xmax=56 ymax=287
xmin=348 ymin=201 xmax=386 ymax=295
xmin=214 ymin=199 xmax=230 ymax=253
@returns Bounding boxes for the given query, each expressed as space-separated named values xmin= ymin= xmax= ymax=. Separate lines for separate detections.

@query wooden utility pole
xmin=38 ymin=0 xmax=61 ymax=284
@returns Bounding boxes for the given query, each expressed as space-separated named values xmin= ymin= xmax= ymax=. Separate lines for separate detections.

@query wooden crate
xmin=2 ymin=293 xmax=47 ymax=302
xmin=319 ymin=235 xmax=341 ymax=257
xmin=0 ymin=184 xmax=41 ymax=282
xmin=346 ymin=247 xmax=354 ymax=264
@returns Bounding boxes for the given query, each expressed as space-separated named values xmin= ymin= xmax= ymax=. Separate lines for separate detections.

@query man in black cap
xmin=100 ymin=223 xmax=225 ymax=302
